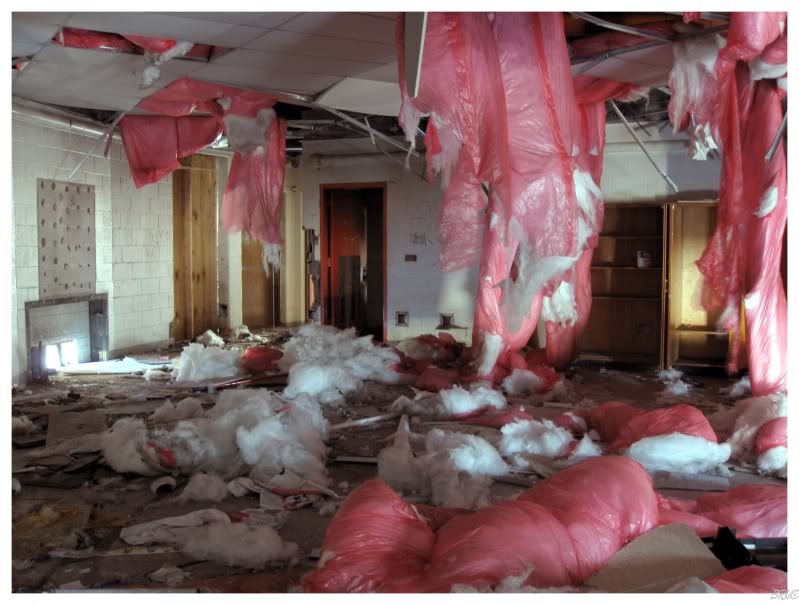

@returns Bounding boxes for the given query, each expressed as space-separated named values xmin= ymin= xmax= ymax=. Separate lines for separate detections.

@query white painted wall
xmin=300 ymin=126 xmax=721 ymax=345
xmin=12 ymin=117 xmax=174 ymax=383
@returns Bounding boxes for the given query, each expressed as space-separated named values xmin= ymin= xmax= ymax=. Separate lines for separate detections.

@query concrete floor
xmin=11 ymin=340 xmax=782 ymax=592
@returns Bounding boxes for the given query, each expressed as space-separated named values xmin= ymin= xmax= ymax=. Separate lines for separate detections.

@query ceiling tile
xmin=356 ymin=12 xmax=398 ymax=20
xmin=31 ymin=45 xmax=206 ymax=77
xmin=245 ymin=30 xmax=395 ymax=63
xmin=620 ymin=44 xmax=675 ymax=68
xmin=211 ymin=48 xmax=382 ymax=77
xmin=189 ymin=63 xmax=341 ymax=96
xmin=12 ymin=12 xmax=70 ymax=44
xmin=13 ymin=42 xmax=42 ymax=57
xmin=156 ymin=12 xmax=300 ymax=29
xmin=200 ymin=24 xmax=273 ymax=47
xmin=315 ymin=77 xmax=400 ymax=117
xmin=352 ymin=62 xmax=398 ymax=83
xmin=65 ymin=12 xmax=257 ymax=47
xmin=277 ymin=12 xmax=395 ymax=44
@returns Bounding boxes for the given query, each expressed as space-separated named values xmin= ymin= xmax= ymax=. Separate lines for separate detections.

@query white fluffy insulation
xmin=451 ymin=568 xmax=581 ymax=593
xmin=499 ymin=419 xmax=602 ymax=466
xmin=150 ymin=397 xmax=206 ymax=423
xmin=396 ymin=337 xmax=447 ymax=361
xmin=173 ymin=343 xmax=242 ymax=383
xmin=102 ymin=389 xmax=330 ymax=486
xmin=280 ymin=325 xmax=407 ymax=404
xmin=378 ymin=417 xmax=509 ymax=509
xmin=501 ymin=369 xmax=545 ymax=397
xmin=196 ymin=329 xmax=225 ymax=347
xmin=180 ymin=472 xmax=229 ymax=504
xmin=656 ymin=368 xmax=692 ymax=401
xmin=719 ymin=393 xmax=788 ymax=477
xmin=624 ymin=433 xmax=731 ymax=474
xmin=12 ymin=416 xmax=36 ymax=435
xmin=390 ymin=383 xmax=507 ymax=418
xmin=182 ymin=522 xmax=299 ymax=569
xmin=719 ymin=376 xmax=752 ymax=398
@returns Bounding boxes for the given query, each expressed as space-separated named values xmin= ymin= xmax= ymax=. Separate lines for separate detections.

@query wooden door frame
xmin=319 ymin=182 xmax=388 ymax=342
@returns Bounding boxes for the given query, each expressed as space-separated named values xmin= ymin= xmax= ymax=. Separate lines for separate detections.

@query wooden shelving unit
xmin=581 ymin=203 xmax=667 ymax=367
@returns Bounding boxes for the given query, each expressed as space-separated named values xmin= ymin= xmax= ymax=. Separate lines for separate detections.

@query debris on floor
xmin=11 ymin=326 xmax=787 ymax=593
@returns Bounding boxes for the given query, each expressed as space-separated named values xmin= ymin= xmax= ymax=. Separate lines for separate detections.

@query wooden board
xmin=171 ymin=156 xmax=217 ymax=341
xmin=242 ymin=233 xmax=278 ymax=328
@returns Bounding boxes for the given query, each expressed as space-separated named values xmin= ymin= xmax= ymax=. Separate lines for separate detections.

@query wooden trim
xmin=319 ymin=182 xmax=388 ymax=342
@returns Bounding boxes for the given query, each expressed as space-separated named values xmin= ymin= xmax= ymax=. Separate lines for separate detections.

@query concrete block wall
xmin=11 ymin=117 xmax=174 ymax=383
xmin=301 ymin=128 xmax=721 ymax=344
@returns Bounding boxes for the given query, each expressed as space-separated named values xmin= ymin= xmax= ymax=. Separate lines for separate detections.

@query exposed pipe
xmin=765 ymin=111 xmax=787 ymax=164
xmin=570 ymin=12 xmax=674 ymax=42
xmin=609 ymin=100 xmax=679 ymax=193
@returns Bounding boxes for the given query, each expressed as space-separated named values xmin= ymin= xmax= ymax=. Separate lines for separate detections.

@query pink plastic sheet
xmin=671 ymin=13 xmax=787 ymax=394
xmin=304 ymin=456 xmax=658 ymax=592
xmin=119 ymin=115 xmax=222 ymax=188
xmin=754 ymin=416 xmax=787 ymax=456
xmin=705 ymin=566 xmax=788 ymax=593
xmin=127 ymin=78 xmax=286 ymax=246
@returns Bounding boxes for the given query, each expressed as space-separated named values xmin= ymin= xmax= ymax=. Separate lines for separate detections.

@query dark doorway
xmin=321 ymin=184 xmax=386 ymax=341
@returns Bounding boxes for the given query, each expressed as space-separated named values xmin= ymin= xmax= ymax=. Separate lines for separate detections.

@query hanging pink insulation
xmin=671 ymin=13 xmax=787 ymax=395
xmin=119 ymin=115 xmax=222 ymax=188
xmin=121 ymin=78 xmax=286 ymax=247
xmin=544 ymin=77 xmax=648 ymax=367
xmin=705 ymin=566 xmax=787 ymax=593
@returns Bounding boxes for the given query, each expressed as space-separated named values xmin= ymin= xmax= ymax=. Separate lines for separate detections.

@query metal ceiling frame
xmin=570 ymin=13 xmax=674 ymax=42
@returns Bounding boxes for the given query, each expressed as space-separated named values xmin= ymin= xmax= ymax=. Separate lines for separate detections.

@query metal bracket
xmin=765 ymin=111 xmax=787 ymax=164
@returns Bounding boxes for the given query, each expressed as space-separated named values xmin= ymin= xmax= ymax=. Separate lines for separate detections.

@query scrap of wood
xmin=329 ymin=413 xmax=400 ymax=432
xmin=332 ymin=456 xmax=378 ymax=465
xmin=12 ymin=390 xmax=71 ymax=404
xmin=653 ymin=471 xmax=730 ymax=492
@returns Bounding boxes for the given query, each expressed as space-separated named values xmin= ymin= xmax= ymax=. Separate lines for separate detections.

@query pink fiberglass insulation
xmin=304 ymin=456 xmax=658 ymax=592
xmin=398 ymin=13 xmax=604 ymax=375
xmin=657 ymin=483 xmax=787 ymax=539
xmin=753 ymin=416 xmax=787 ymax=456
xmin=544 ymin=77 xmax=648 ymax=367
xmin=670 ymin=13 xmax=787 ymax=395
xmin=585 ymin=401 xmax=645 ymax=442
xmin=608 ymin=403 xmax=719 ymax=452
xmin=119 ymin=115 xmax=222 ymax=188
xmin=123 ymin=78 xmax=286 ymax=247
xmin=705 ymin=566 xmax=788 ymax=593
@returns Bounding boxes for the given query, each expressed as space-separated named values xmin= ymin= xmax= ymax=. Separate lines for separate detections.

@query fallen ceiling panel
xmin=188 ymin=63 xmax=341 ymax=95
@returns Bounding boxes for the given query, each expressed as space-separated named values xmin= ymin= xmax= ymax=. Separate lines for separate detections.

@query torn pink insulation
xmin=544 ymin=77 xmax=648 ymax=368
xmin=671 ymin=13 xmax=788 ymax=395
xmin=304 ymin=456 xmax=658 ymax=592
xmin=704 ymin=566 xmax=787 ymax=593
xmin=569 ymin=21 xmax=676 ymax=61
xmin=119 ymin=115 xmax=222 ymax=188
xmin=121 ymin=78 xmax=286 ymax=247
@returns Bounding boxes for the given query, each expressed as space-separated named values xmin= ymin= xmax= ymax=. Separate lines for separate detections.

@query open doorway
xmin=241 ymin=233 xmax=280 ymax=329
xmin=320 ymin=183 xmax=386 ymax=341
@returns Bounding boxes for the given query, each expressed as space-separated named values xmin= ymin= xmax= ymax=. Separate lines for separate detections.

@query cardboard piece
xmin=585 ymin=523 xmax=725 ymax=593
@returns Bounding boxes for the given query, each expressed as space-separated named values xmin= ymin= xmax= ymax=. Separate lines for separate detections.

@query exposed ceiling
xmin=12 ymin=12 xmax=402 ymax=113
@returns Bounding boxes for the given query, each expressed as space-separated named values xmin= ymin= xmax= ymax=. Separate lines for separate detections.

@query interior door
xmin=326 ymin=190 xmax=367 ymax=330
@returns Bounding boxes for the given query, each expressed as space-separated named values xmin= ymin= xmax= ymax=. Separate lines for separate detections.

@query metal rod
xmin=574 ymin=52 xmax=611 ymax=75
xmin=765 ymin=111 xmax=787 ymax=164
xmin=571 ymin=12 xmax=674 ymax=42
xmin=609 ymin=100 xmax=679 ymax=193
xmin=666 ymin=12 xmax=730 ymax=22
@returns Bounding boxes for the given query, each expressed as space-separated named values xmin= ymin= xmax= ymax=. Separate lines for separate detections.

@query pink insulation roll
xmin=304 ymin=456 xmax=659 ymax=592
xmin=608 ymin=404 xmax=720 ymax=452
xmin=753 ymin=416 xmax=787 ymax=456
xmin=704 ymin=565 xmax=788 ymax=593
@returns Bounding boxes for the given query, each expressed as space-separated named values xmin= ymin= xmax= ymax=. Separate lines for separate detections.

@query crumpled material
xmin=120 ymin=77 xmax=287 ymax=247
xmin=669 ymin=13 xmax=787 ymax=395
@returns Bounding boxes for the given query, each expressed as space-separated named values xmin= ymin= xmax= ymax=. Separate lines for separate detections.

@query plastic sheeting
xmin=704 ymin=566 xmax=787 ymax=593
xmin=670 ymin=13 xmax=787 ymax=395
xmin=304 ymin=456 xmax=659 ymax=592
xmin=119 ymin=115 xmax=222 ymax=188
xmin=121 ymin=77 xmax=287 ymax=248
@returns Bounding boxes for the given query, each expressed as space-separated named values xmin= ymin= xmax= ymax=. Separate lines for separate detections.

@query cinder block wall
xmin=11 ymin=117 xmax=174 ymax=384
